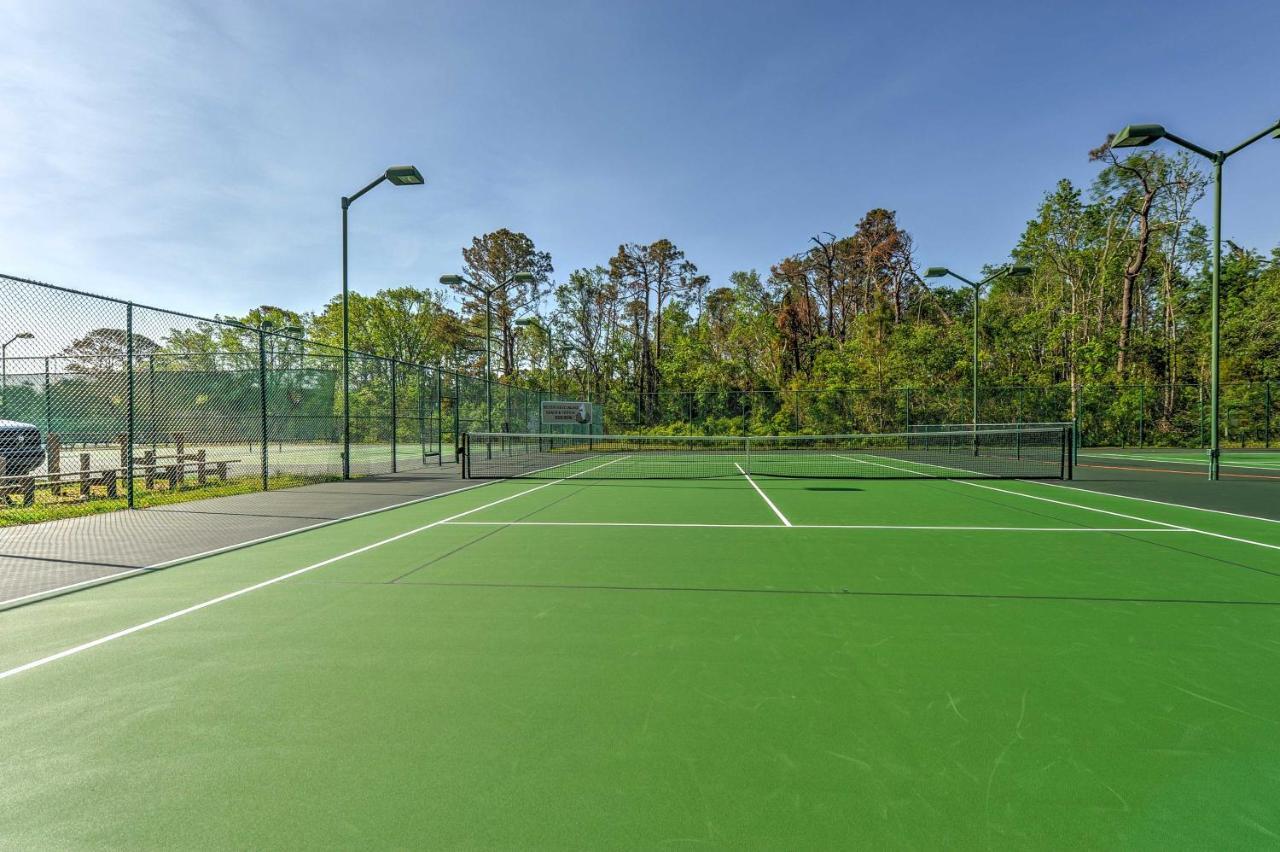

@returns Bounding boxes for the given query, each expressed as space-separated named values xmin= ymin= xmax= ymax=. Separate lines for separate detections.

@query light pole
xmin=515 ymin=317 xmax=555 ymax=395
xmin=923 ymin=265 xmax=1031 ymax=429
xmin=1110 ymin=119 xmax=1280 ymax=480
xmin=1 ymin=332 xmax=35 ymax=419
xmin=341 ymin=165 xmax=424 ymax=478
xmin=561 ymin=344 xmax=587 ymax=402
xmin=440 ymin=272 xmax=536 ymax=436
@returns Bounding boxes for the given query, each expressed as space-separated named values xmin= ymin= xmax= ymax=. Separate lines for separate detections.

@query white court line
xmin=0 ymin=568 xmax=150 ymax=610
xmin=0 ymin=479 xmax=500 ymax=610
xmin=443 ymin=520 xmax=1186 ymax=532
xmin=1 ymin=447 xmax=612 ymax=610
xmin=831 ymin=453 xmax=928 ymax=477
xmin=734 ymin=463 xmax=791 ymax=526
xmin=880 ymin=454 xmax=999 ymax=478
xmin=1081 ymin=452 xmax=1280 ymax=470
xmin=0 ymin=456 xmax=628 ymax=682
xmin=956 ymin=480 xmax=1280 ymax=553
xmin=1081 ymin=452 xmax=1206 ymax=465
xmin=1024 ymin=478 xmax=1280 ymax=526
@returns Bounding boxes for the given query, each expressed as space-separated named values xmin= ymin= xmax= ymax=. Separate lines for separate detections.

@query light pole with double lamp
xmin=341 ymin=165 xmax=424 ymax=478
xmin=1109 ymin=118 xmax=1280 ymax=480
xmin=923 ymin=264 xmax=1032 ymax=430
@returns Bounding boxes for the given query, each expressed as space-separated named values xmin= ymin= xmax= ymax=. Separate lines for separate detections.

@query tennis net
xmin=462 ymin=427 xmax=1072 ymax=480
xmin=906 ymin=421 xmax=1078 ymax=461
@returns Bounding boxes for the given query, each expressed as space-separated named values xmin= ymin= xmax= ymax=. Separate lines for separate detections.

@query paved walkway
xmin=0 ymin=464 xmax=474 ymax=609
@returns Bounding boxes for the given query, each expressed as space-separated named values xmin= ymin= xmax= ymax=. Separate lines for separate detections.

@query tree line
xmin=53 ymin=141 xmax=1280 ymax=440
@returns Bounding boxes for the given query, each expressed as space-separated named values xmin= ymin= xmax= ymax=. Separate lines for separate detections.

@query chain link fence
xmin=4 ymin=272 xmax=1273 ymax=524
xmin=0 ymin=273 xmax=559 ymax=524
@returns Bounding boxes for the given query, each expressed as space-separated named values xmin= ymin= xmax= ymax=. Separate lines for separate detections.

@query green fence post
xmin=126 ymin=304 xmax=135 ymax=509
xmin=1266 ymin=381 xmax=1272 ymax=449
xmin=258 ymin=328 xmax=269 ymax=490
xmin=1198 ymin=384 xmax=1205 ymax=448
xmin=148 ymin=353 xmax=157 ymax=450
xmin=43 ymin=357 xmax=52 ymax=438
xmin=1073 ymin=383 xmax=1082 ymax=450
xmin=422 ymin=367 xmax=430 ymax=464
xmin=1138 ymin=384 xmax=1145 ymax=448
xmin=1261 ymin=380 xmax=1271 ymax=449
xmin=390 ymin=360 xmax=398 ymax=474
xmin=437 ymin=368 xmax=444 ymax=466
xmin=453 ymin=371 xmax=461 ymax=461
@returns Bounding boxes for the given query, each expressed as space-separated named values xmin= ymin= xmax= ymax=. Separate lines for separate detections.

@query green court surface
xmin=3 ymin=470 xmax=1280 ymax=847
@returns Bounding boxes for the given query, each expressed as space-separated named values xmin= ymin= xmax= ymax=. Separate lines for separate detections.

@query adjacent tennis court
xmin=1081 ymin=447 xmax=1280 ymax=480
xmin=2 ymin=443 xmax=1280 ymax=847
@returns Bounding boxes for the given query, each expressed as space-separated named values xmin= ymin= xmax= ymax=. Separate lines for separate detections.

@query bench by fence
xmin=2 ymin=431 xmax=242 ymax=509
xmin=1 ymin=452 xmax=119 ymax=508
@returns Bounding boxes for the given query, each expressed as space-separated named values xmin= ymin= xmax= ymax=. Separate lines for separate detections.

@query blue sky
xmin=2 ymin=0 xmax=1277 ymax=320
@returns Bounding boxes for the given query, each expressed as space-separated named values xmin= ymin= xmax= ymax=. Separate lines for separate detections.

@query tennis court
xmin=3 ymin=434 xmax=1280 ymax=847
xmin=1081 ymin=447 xmax=1280 ymax=480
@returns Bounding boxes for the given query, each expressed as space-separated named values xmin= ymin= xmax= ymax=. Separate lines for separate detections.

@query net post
xmin=1064 ymin=426 xmax=1073 ymax=480
xmin=461 ymin=432 xmax=469 ymax=478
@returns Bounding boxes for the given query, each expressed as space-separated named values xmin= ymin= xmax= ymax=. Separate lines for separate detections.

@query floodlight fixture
xmin=1111 ymin=124 xmax=1166 ymax=148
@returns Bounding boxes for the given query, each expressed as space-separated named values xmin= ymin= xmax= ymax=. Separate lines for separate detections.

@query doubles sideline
xmin=0 ymin=456 xmax=627 ymax=683
xmin=0 ymin=479 xmax=500 ymax=610
xmin=734 ymin=462 xmax=791 ymax=526
xmin=960 ymin=480 xmax=1280 ymax=553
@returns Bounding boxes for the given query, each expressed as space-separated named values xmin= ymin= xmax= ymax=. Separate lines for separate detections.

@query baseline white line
xmin=0 ymin=479 xmax=499 ymax=609
xmin=956 ymin=480 xmax=1280 ymax=553
xmin=734 ymin=463 xmax=791 ymax=526
xmin=443 ymin=520 xmax=1186 ymax=532
xmin=1023 ymin=478 xmax=1280 ymax=526
xmin=0 ymin=457 xmax=626 ymax=682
